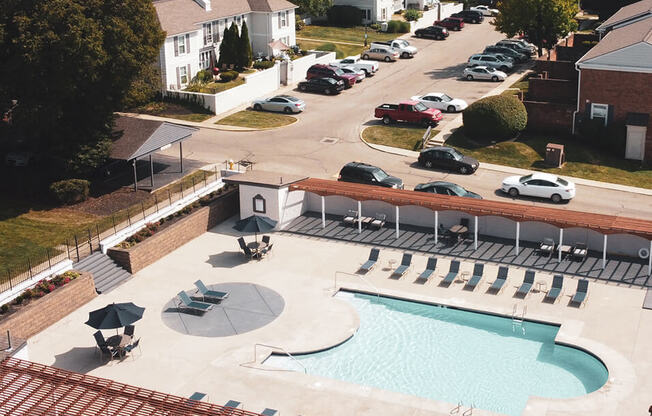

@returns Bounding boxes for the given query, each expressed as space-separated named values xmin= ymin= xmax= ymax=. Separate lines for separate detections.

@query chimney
xmin=194 ymin=0 xmax=211 ymax=11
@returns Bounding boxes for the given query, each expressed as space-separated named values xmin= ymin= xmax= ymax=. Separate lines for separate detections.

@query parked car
xmin=467 ymin=54 xmax=513 ymax=72
xmin=484 ymin=45 xmax=527 ymax=63
xmin=339 ymin=66 xmax=366 ymax=82
xmin=371 ymin=39 xmax=418 ymax=58
xmin=418 ymin=146 xmax=479 ymax=174
xmin=374 ymin=101 xmax=443 ymax=126
xmin=410 ymin=92 xmax=468 ymax=112
xmin=361 ymin=46 xmax=400 ymax=62
xmin=504 ymin=38 xmax=536 ymax=53
xmin=502 ymin=172 xmax=575 ymax=203
xmin=463 ymin=66 xmax=506 ymax=81
xmin=496 ymin=40 xmax=534 ymax=56
xmin=434 ymin=17 xmax=464 ymax=31
xmin=297 ymin=77 xmax=345 ymax=95
xmin=329 ymin=56 xmax=379 ymax=76
xmin=338 ymin=162 xmax=404 ymax=189
xmin=306 ymin=64 xmax=357 ymax=88
xmin=484 ymin=52 xmax=515 ymax=65
xmin=451 ymin=10 xmax=484 ymax=23
xmin=252 ymin=95 xmax=306 ymax=113
xmin=470 ymin=5 xmax=499 ymax=16
xmin=415 ymin=181 xmax=482 ymax=199
xmin=414 ymin=25 xmax=449 ymax=40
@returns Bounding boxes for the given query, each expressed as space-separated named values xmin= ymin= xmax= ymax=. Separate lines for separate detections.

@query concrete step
xmin=74 ymin=253 xmax=131 ymax=294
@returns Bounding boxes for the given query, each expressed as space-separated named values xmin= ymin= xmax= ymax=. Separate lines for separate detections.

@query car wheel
xmin=508 ymin=188 xmax=519 ymax=197
xmin=324 ymin=88 xmax=331 ymax=95
xmin=466 ymin=74 xmax=473 ymax=81
xmin=447 ymin=105 xmax=456 ymax=113
xmin=416 ymin=32 xmax=422 ymax=38
xmin=363 ymin=54 xmax=370 ymax=60
xmin=401 ymin=52 xmax=410 ymax=59
xmin=299 ymin=84 xmax=307 ymax=91
xmin=455 ymin=27 xmax=461 ymax=31
xmin=424 ymin=160 xmax=433 ymax=168
xmin=458 ymin=166 xmax=469 ymax=174
xmin=382 ymin=115 xmax=392 ymax=125
xmin=551 ymin=193 xmax=562 ymax=203
xmin=500 ymin=66 xmax=508 ymax=72
xmin=384 ymin=56 xmax=391 ymax=62
xmin=421 ymin=118 xmax=431 ymax=127
xmin=437 ymin=35 xmax=443 ymax=40
xmin=253 ymin=104 xmax=262 ymax=111
xmin=284 ymin=107 xmax=293 ymax=114
xmin=491 ymin=75 xmax=499 ymax=82
xmin=362 ymin=69 xmax=370 ymax=77
xmin=474 ymin=19 xmax=479 ymax=23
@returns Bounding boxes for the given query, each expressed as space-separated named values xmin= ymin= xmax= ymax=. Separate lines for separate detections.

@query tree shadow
xmin=422 ymin=63 xmax=470 ymax=80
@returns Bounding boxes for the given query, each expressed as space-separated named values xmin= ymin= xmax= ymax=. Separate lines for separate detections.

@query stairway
xmin=74 ymin=253 xmax=132 ymax=294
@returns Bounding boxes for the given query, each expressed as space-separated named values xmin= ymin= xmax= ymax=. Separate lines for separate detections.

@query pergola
xmin=0 ymin=357 xmax=264 ymax=416
xmin=290 ymin=178 xmax=652 ymax=274
xmin=111 ymin=116 xmax=198 ymax=191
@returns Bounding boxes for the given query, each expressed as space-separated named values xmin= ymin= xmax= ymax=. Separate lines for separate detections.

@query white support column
xmin=648 ymin=240 xmax=651 ymax=276
xmin=395 ymin=206 xmax=400 ymax=239
xmin=357 ymin=201 xmax=362 ymax=234
xmin=434 ymin=211 xmax=439 ymax=244
xmin=602 ymin=234 xmax=608 ymax=269
xmin=515 ymin=222 xmax=520 ymax=256
xmin=321 ymin=196 xmax=325 ymax=229
xmin=474 ymin=216 xmax=478 ymax=250
xmin=558 ymin=228 xmax=564 ymax=262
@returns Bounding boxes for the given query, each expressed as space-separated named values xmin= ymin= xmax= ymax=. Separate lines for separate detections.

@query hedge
xmin=49 ymin=179 xmax=90 ymax=205
xmin=327 ymin=5 xmax=363 ymax=27
xmin=253 ymin=60 xmax=275 ymax=70
xmin=387 ymin=20 xmax=410 ymax=33
xmin=462 ymin=95 xmax=527 ymax=140
xmin=220 ymin=70 xmax=239 ymax=82
xmin=404 ymin=9 xmax=422 ymax=21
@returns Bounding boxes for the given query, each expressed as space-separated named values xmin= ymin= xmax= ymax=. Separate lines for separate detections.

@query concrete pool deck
xmin=27 ymin=219 xmax=652 ymax=416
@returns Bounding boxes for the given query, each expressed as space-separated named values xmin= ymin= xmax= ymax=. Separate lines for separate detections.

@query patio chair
xmin=571 ymin=243 xmax=587 ymax=261
xmin=224 ymin=400 xmax=241 ymax=409
xmin=460 ymin=218 xmax=470 ymax=239
xmin=391 ymin=253 xmax=412 ymax=278
xmin=369 ymin=213 xmax=386 ymax=229
xmin=124 ymin=325 xmax=135 ymax=338
xmin=343 ymin=210 xmax=358 ymax=226
xmin=488 ymin=266 xmax=509 ymax=294
xmin=441 ymin=260 xmax=460 ymax=286
xmin=539 ymin=237 xmax=555 ymax=257
xmin=177 ymin=291 xmax=213 ymax=315
xmin=261 ymin=409 xmax=278 ymax=416
xmin=123 ymin=338 xmax=141 ymax=360
xmin=544 ymin=274 xmax=564 ymax=303
xmin=237 ymin=237 xmax=247 ymax=251
xmin=93 ymin=331 xmax=118 ymax=362
xmin=262 ymin=235 xmax=271 ymax=245
xmin=464 ymin=263 xmax=484 ymax=291
xmin=417 ymin=257 xmax=438 ymax=282
xmin=194 ymin=280 xmax=229 ymax=303
xmin=515 ymin=270 xmax=535 ymax=297
xmin=262 ymin=243 xmax=274 ymax=256
xmin=359 ymin=248 xmax=380 ymax=273
xmin=570 ymin=279 xmax=589 ymax=307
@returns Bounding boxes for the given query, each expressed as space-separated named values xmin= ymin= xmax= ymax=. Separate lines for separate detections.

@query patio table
xmin=106 ymin=334 xmax=132 ymax=357
xmin=449 ymin=225 xmax=468 ymax=242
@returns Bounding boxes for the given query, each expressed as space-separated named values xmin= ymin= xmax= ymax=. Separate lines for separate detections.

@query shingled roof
xmin=597 ymin=0 xmax=652 ymax=32
xmin=111 ymin=116 xmax=197 ymax=161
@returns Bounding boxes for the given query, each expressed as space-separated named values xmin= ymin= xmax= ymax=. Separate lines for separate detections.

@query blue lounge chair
xmin=544 ymin=274 xmax=564 ymax=303
xmin=261 ymin=409 xmax=278 ymax=416
xmin=489 ymin=266 xmax=509 ymax=293
xmin=194 ymin=280 xmax=229 ymax=303
xmin=417 ymin=257 xmax=437 ymax=282
xmin=359 ymin=248 xmax=379 ymax=273
xmin=177 ymin=291 xmax=213 ymax=315
xmin=391 ymin=253 xmax=412 ymax=278
xmin=224 ymin=400 xmax=241 ymax=409
xmin=515 ymin=270 xmax=535 ymax=297
xmin=441 ymin=260 xmax=460 ymax=286
xmin=464 ymin=263 xmax=484 ymax=291
xmin=570 ymin=279 xmax=589 ymax=307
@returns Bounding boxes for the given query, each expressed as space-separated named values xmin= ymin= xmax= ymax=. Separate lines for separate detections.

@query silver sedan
xmin=252 ymin=95 xmax=306 ymax=113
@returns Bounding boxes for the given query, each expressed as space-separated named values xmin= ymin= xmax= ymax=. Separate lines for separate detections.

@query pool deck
xmin=26 ymin=218 xmax=652 ymax=416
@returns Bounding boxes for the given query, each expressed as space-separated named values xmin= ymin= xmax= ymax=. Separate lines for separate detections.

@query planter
xmin=107 ymin=189 xmax=238 ymax=274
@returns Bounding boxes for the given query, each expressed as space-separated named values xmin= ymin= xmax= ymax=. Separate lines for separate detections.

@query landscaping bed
xmin=216 ymin=110 xmax=296 ymax=129
xmin=186 ymin=77 xmax=245 ymax=94
xmin=132 ymin=101 xmax=213 ymax=122
xmin=298 ymin=24 xmax=397 ymax=44
xmin=297 ymin=40 xmax=362 ymax=59
xmin=363 ymin=125 xmax=439 ymax=151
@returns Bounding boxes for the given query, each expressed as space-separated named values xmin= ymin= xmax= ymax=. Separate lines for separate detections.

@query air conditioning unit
xmin=381 ymin=22 xmax=388 ymax=32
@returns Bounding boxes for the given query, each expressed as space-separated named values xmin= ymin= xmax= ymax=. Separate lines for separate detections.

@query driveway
xmin=162 ymin=22 xmax=652 ymax=220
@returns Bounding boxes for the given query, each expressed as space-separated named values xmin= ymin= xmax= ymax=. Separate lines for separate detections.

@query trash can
xmin=545 ymin=143 xmax=565 ymax=167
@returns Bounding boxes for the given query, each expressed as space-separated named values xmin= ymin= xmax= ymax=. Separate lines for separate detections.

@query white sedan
xmin=501 ymin=172 xmax=576 ymax=203
xmin=339 ymin=66 xmax=366 ymax=82
xmin=471 ymin=5 xmax=499 ymax=16
xmin=463 ymin=66 xmax=506 ymax=82
xmin=252 ymin=95 xmax=306 ymax=113
xmin=410 ymin=93 xmax=468 ymax=112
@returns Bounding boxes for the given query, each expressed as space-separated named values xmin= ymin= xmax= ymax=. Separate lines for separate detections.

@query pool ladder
xmin=512 ymin=304 xmax=527 ymax=335
xmin=450 ymin=402 xmax=474 ymax=415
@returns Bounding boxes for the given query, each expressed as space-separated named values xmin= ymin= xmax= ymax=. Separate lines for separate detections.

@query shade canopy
xmin=234 ymin=215 xmax=277 ymax=234
xmin=85 ymin=302 xmax=145 ymax=330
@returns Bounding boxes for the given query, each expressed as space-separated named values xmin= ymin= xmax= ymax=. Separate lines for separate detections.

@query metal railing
xmin=334 ymin=271 xmax=380 ymax=298
xmin=242 ymin=343 xmax=307 ymax=374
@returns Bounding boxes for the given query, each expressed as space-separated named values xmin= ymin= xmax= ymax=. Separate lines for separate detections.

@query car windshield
xmin=441 ymin=94 xmax=452 ymax=102
xmin=519 ymin=174 xmax=533 ymax=183
xmin=397 ymin=40 xmax=408 ymax=47
xmin=449 ymin=148 xmax=464 ymax=160
xmin=414 ymin=102 xmax=428 ymax=111
xmin=448 ymin=184 xmax=466 ymax=195
xmin=334 ymin=68 xmax=344 ymax=76
xmin=486 ymin=67 xmax=497 ymax=72
xmin=557 ymin=177 xmax=569 ymax=186
xmin=373 ymin=169 xmax=390 ymax=181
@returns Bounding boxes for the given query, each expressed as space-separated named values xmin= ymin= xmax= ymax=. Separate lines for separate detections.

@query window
xmin=237 ymin=15 xmax=242 ymax=25
xmin=381 ymin=8 xmax=387 ymax=20
xmin=199 ymin=51 xmax=212 ymax=69
xmin=363 ymin=9 xmax=371 ymax=20
xmin=202 ymin=23 xmax=213 ymax=46
xmin=178 ymin=66 xmax=188 ymax=86
xmin=590 ymin=103 xmax=609 ymax=126
xmin=278 ymin=10 xmax=288 ymax=28
xmin=253 ymin=194 xmax=266 ymax=213
xmin=175 ymin=35 xmax=186 ymax=55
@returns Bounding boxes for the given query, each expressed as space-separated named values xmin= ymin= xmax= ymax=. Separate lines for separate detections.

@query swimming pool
xmin=265 ymin=291 xmax=608 ymax=416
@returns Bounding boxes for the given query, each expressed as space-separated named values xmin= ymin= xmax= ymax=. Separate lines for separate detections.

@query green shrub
xmin=49 ymin=179 xmax=90 ymax=205
xmin=253 ymin=60 xmax=275 ymax=70
xmin=404 ymin=9 xmax=422 ymax=21
xmin=327 ymin=5 xmax=363 ymax=26
xmin=295 ymin=14 xmax=305 ymax=31
xmin=0 ymin=304 xmax=8 ymax=314
xmin=192 ymin=69 xmax=213 ymax=84
xmin=386 ymin=20 xmax=410 ymax=33
xmin=370 ymin=23 xmax=381 ymax=31
xmin=462 ymin=95 xmax=527 ymax=140
xmin=14 ymin=295 xmax=23 ymax=305
xmin=220 ymin=70 xmax=239 ymax=82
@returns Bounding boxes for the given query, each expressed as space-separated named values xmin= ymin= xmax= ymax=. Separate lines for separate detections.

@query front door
xmin=625 ymin=126 xmax=646 ymax=161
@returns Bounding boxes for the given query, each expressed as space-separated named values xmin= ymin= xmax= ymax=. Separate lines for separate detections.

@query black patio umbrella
xmin=85 ymin=302 xmax=145 ymax=334
xmin=233 ymin=214 xmax=277 ymax=242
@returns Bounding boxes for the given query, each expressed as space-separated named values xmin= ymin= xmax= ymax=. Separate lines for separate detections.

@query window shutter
xmin=187 ymin=64 xmax=191 ymax=83
xmin=585 ymin=101 xmax=591 ymax=117
xmin=174 ymin=37 xmax=179 ymax=57
xmin=176 ymin=67 xmax=181 ymax=88
xmin=213 ymin=21 xmax=219 ymax=42
xmin=185 ymin=34 xmax=190 ymax=53
xmin=278 ymin=13 xmax=281 ymax=29
xmin=607 ymin=104 xmax=614 ymax=125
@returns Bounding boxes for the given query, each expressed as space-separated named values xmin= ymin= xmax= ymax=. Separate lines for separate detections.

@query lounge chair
xmin=223 ymin=400 xmax=241 ymax=413
xmin=464 ymin=263 xmax=484 ymax=291
xmin=369 ymin=213 xmax=386 ymax=229
xmin=177 ymin=291 xmax=213 ymax=315
xmin=570 ymin=279 xmax=589 ymax=307
xmin=544 ymin=274 xmax=564 ymax=303
xmin=391 ymin=253 xmax=412 ymax=278
xmin=515 ymin=270 xmax=535 ymax=297
xmin=441 ymin=260 xmax=460 ymax=286
xmin=488 ymin=266 xmax=508 ymax=293
xmin=571 ymin=243 xmax=587 ymax=261
xmin=194 ymin=280 xmax=229 ymax=303
xmin=343 ymin=210 xmax=358 ymax=226
xmin=417 ymin=257 xmax=437 ymax=282
xmin=359 ymin=248 xmax=379 ymax=273
xmin=539 ymin=238 xmax=555 ymax=257
xmin=261 ymin=409 xmax=278 ymax=416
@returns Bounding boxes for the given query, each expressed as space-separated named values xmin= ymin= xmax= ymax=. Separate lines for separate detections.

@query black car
xmin=495 ymin=40 xmax=534 ymax=56
xmin=418 ymin=146 xmax=479 ymax=174
xmin=297 ymin=77 xmax=345 ymax=95
xmin=484 ymin=46 xmax=527 ymax=63
xmin=414 ymin=181 xmax=482 ymax=199
xmin=415 ymin=25 xmax=449 ymax=40
xmin=451 ymin=10 xmax=484 ymax=24
xmin=338 ymin=162 xmax=404 ymax=189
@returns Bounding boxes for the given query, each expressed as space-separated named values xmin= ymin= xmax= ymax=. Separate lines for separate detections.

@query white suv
xmin=468 ymin=54 xmax=513 ymax=72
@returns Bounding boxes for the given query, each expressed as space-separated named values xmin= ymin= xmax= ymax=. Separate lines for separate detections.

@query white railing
xmin=242 ymin=343 xmax=307 ymax=374
xmin=0 ymin=260 xmax=73 ymax=306
xmin=334 ymin=271 xmax=380 ymax=297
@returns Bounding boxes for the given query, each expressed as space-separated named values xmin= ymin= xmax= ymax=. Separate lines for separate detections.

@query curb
xmin=359 ymin=126 xmax=420 ymax=158
xmin=215 ymin=114 xmax=300 ymax=131
xmin=116 ymin=111 xmax=299 ymax=132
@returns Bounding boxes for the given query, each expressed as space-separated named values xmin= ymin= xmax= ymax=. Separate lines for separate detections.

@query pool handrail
xmin=334 ymin=271 xmax=380 ymax=298
xmin=249 ymin=343 xmax=307 ymax=374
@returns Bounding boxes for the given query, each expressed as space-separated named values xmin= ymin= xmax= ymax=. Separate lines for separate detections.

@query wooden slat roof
xmin=290 ymin=178 xmax=652 ymax=239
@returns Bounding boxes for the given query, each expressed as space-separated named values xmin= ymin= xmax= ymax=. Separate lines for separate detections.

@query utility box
xmin=545 ymin=143 xmax=565 ymax=167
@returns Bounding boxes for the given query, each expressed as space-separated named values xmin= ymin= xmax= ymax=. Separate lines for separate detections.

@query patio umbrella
xmin=233 ymin=214 xmax=277 ymax=243
xmin=85 ymin=302 xmax=145 ymax=334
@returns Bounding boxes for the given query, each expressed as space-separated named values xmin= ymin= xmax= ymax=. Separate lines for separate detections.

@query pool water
xmin=265 ymin=292 xmax=608 ymax=416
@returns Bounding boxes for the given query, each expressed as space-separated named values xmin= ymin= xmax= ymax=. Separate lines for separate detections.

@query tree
xmin=238 ymin=22 xmax=253 ymax=69
xmin=0 ymin=0 xmax=165 ymax=177
xmin=493 ymin=0 xmax=578 ymax=56
xmin=291 ymin=0 xmax=332 ymax=17
xmin=218 ymin=22 xmax=238 ymax=68
xmin=580 ymin=0 xmax=639 ymax=20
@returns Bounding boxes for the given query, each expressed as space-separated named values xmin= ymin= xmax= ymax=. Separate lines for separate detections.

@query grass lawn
xmin=298 ymin=24 xmax=397 ymax=45
xmin=297 ymin=40 xmax=363 ymax=59
xmin=132 ymin=101 xmax=213 ymax=122
xmin=193 ymin=77 xmax=245 ymax=94
xmin=446 ymin=129 xmax=652 ymax=189
xmin=216 ymin=110 xmax=296 ymax=129
xmin=502 ymin=72 xmax=532 ymax=96
xmin=362 ymin=125 xmax=439 ymax=151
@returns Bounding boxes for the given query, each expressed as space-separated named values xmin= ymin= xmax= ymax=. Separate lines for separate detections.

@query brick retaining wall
xmin=0 ymin=272 xmax=96 ymax=340
xmin=107 ymin=189 xmax=239 ymax=274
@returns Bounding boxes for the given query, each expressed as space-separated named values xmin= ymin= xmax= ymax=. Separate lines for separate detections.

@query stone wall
xmin=108 ymin=189 xmax=239 ymax=274
xmin=0 ymin=272 xmax=96 ymax=340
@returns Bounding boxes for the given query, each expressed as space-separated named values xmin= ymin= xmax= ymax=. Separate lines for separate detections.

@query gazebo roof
xmin=111 ymin=116 xmax=198 ymax=161
xmin=289 ymin=178 xmax=652 ymax=239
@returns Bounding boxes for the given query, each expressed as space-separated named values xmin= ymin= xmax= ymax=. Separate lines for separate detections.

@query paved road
xmin=162 ymin=21 xmax=652 ymax=220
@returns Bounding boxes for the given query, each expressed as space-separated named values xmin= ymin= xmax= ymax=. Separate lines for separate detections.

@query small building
xmin=331 ymin=0 xmax=405 ymax=23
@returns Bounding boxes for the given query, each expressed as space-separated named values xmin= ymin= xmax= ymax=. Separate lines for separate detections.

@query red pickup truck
xmin=374 ymin=101 xmax=443 ymax=126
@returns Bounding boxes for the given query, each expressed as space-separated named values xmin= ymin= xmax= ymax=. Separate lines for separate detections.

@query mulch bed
xmin=72 ymin=188 xmax=151 ymax=216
